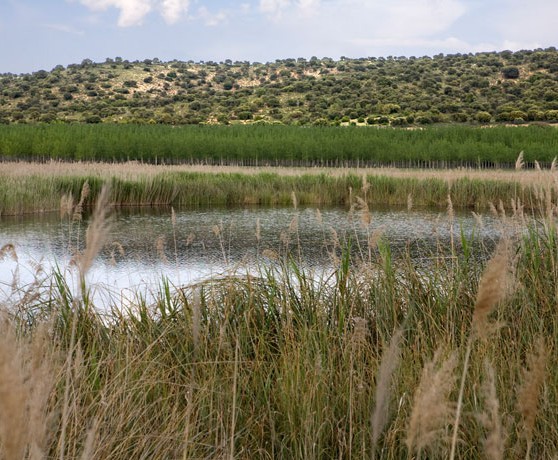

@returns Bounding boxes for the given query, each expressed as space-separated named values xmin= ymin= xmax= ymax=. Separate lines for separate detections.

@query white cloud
xmin=160 ymin=0 xmax=190 ymax=24
xmin=79 ymin=0 xmax=152 ymax=26
xmin=79 ymin=0 xmax=191 ymax=26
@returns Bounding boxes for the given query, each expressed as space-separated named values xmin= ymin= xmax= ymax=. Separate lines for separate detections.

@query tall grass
xmin=0 ymin=168 xmax=554 ymax=215
xmin=1 ymin=196 xmax=558 ymax=458
xmin=0 ymin=124 xmax=557 ymax=165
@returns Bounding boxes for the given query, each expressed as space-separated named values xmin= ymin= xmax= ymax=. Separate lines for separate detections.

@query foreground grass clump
xmin=1 ymin=217 xmax=558 ymax=459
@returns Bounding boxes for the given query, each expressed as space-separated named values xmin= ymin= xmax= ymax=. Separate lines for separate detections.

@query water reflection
xmin=0 ymin=205 xmax=503 ymax=305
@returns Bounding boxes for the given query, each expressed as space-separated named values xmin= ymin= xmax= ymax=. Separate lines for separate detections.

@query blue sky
xmin=1 ymin=0 xmax=557 ymax=74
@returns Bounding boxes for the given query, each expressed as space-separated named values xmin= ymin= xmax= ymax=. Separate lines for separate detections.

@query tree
xmin=502 ymin=66 xmax=520 ymax=79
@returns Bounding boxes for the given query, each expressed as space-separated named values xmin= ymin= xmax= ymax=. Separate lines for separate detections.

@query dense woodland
xmin=1 ymin=48 xmax=558 ymax=126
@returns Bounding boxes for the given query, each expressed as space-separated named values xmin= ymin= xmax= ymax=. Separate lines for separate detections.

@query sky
xmin=0 ymin=0 xmax=557 ymax=74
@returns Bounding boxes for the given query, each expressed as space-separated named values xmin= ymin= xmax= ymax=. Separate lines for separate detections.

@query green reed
xmin=0 ymin=124 xmax=557 ymax=165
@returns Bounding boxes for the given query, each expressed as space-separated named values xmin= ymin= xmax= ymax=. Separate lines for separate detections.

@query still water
xmin=0 ymin=206 xmax=503 ymax=305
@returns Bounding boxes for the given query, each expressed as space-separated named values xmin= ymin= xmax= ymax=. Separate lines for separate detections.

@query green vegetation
xmin=0 ymin=168 xmax=551 ymax=215
xmin=1 ymin=48 xmax=558 ymax=126
xmin=1 ymin=124 xmax=557 ymax=165
xmin=1 ymin=199 xmax=557 ymax=458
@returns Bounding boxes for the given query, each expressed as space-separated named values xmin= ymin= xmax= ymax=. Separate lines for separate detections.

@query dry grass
xmin=1 ymin=160 xmax=558 ymax=188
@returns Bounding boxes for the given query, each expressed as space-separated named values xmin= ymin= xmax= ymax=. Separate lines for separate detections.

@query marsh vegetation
xmin=0 ymin=124 xmax=557 ymax=166
xmin=1 ymin=172 xmax=557 ymax=458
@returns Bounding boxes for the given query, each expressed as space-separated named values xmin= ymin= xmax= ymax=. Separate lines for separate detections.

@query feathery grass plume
xmin=76 ymin=184 xmax=111 ymax=276
xmin=255 ymin=218 xmax=261 ymax=244
xmin=79 ymin=418 xmax=99 ymax=460
xmin=551 ymin=156 xmax=557 ymax=172
xmin=356 ymin=196 xmax=371 ymax=226
xmin=0 ymin=319 xmax=27 ymax=459
xmin=368 ymin=227 xmax=384 ymax=252
xmin=511 ymin=197 xmax=525 ymax=222
xmin=371 ymin=327 xmax=404 ymax=449
xmin=291 ymin=190 xmax=298 ymax=210
xmin=288 ymin=215 xmax=298 ymax=233
xmin=517 ymin=337 xmax=548 ymax=460
xmin=479 ymin=361 xmax=505 ymax=460
xmin=472 ymin=211 xmax=484 ymax=228
xmin=488 ymin=201 xmax=499 ymax=218
xmin=0 ymin=243 xmax=17 ymax=262
xmin=497 ymin=199 xmax=506 ymax=220
xmin=109 ymin=241 xmax=125 ymax=266
xmin=534 ymin=160 xmax=541 ymax=171
xmin=0 ymin=319 xmax=56 ymax=460
xmin=447 ymin=193 xmax=454 ymax=222
xmin=315 ymin=208 xmax=323 ymax=224
xmin=156 ymin=236 xmax=168 ymax=263
xmin=407 ymin=193 xmax=413 ymax=211
xmin=406 ymin=349 xmax=457 ymax=457
xmin=72 ymin=181 xmax=90 ymax=222
xmin=515 ymin=151 xmax=525 ymax=170
xmin=472 ymin=239 xmax=512 ymax=339
xmin=26 ymin=323 xmax=57 ymax=460
xmin=60 ymin=193 xmax=74 ymax=219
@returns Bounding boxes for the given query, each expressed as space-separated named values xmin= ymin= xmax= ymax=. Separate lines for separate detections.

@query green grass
xmin=1 ymin=124 xmax=557 ymax=165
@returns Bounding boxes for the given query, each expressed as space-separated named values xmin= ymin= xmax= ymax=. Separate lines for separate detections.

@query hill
xmin=1 ymin=48 xmax=558 ymax=126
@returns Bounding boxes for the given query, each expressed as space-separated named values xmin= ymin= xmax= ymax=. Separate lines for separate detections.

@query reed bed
xmin=0 ymin=163 xmax=557 ymax=215
xmin=1 ymin=197 xmax=558 ymax=459
xmin=0 ymin=124 xmax=557 ymax=165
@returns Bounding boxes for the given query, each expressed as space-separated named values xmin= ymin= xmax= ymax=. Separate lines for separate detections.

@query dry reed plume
xmin=517 ymin=337 xmax=548 ymax=460
xmin=450 ymin=239 xmax=514 ymax=459
xmin=479 ymin=361 xmax=505 ymax=460
xmin=472 ymin=239 xmax=513 ymax=339
xmin=75 ymin=184 xmax=111 ymax=277
xmin=371 ymin=327 xmax=404 ymax=448
xmin=406 ymin=350 xmax=457 ymax=457
xmin=0 ymin=320 xmax=57 ymax=460
xmin=515 ymin=151 xmax=525 ymax=170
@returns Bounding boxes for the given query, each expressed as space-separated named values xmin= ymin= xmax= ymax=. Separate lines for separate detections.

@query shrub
xmin=475 ymin=111 xmax=492 ymax=123
xmin=502 ymin=66 xmax=520 ymax=79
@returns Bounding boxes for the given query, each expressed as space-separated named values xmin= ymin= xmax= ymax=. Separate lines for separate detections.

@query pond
xmin=0 ymin=205 xmax=504 ymax=306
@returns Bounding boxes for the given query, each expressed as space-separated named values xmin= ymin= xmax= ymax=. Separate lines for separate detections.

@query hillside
xmin=1 ymin=48 xmax=558 ymax=126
